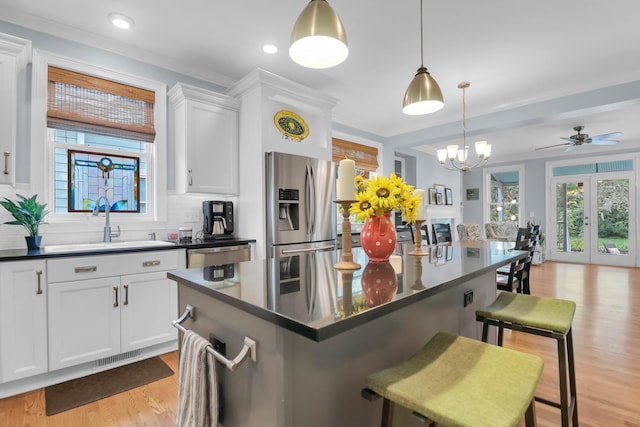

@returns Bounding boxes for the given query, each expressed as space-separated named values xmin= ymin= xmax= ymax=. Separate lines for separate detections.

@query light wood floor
xmin=1 ymin=261 xmax=639 ymax=426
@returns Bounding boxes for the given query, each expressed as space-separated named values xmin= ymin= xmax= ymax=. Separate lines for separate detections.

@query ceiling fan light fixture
xmin=289 ymin=0 xmax=348 ymax=69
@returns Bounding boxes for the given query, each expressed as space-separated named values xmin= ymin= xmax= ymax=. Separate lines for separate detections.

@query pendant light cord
xmin=419 ymin=0 xmax=424 ymax=67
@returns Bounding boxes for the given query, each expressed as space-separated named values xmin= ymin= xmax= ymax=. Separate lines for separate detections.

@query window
xmin=484 ymin=165 xmax=525 ymax=225
xmin=47 ymin=66 xmax=154 ymax=215
xmin=31 ymin=50 xmax=167 ymax=224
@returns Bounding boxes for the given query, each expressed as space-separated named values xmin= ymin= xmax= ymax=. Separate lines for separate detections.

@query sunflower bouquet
xmin=349 ymin=173 xmax=420 ymax=224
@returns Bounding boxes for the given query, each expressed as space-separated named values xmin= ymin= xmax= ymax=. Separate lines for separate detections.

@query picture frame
xmin=445 ymin=188 xmax=453 ymax=205
xmin=433 ymin=183 xmax=446 ymax=203
xmin=466 ymin=188 xmax=479 ymax=201
xmin=428 ymin=188 xmax=437 ymax=204
xmin=429 ymin=246 xmax=438 ymax=263
xmin=446 ymin=245 xmax=453 ymax=261
xmin=436 ymin=193 xmax=443 ymax=205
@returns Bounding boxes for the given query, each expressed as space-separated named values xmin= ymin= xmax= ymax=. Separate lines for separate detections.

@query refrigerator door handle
xmin=306 ymin=251 xmax=317 ymax=316
xmin=280 ymin=244 xmax=335 ymax=254
xmin=306 ymin=164 xmax=316 ymax=236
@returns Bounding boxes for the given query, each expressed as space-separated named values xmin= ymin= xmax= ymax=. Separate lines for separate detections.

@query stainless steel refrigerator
xmin=266 ymin=151 xmax=336 ymax=258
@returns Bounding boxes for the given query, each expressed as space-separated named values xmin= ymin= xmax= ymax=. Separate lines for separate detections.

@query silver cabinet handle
xmin=113 ymin=286 xmax=119 ymax=307
xmin=3 ymin=151 xmax=9 ymax=175
xmin=143 ymin=260 xmax=161 ymax=267
xmin=123 ymin=284 xmax=129 ymax=305
xmin=188 ymin=169 xmax=193 ymax=186
xmin=75 ymin=266 xmax=97 ymax=273
xmin=36 ymin=270 xmax=43 ymax=295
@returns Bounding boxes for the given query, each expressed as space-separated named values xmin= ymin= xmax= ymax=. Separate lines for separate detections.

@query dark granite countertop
xmin=168 ymin=241 xmax=525 ymax=342
xmin=0 ymin=237 xmax=255 ymax=262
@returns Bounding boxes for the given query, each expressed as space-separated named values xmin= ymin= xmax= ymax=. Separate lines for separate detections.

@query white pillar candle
xmin=338 ymin=158 xmax=356 ymax=200
xmin=414 ymin=189 xmax=425 ymax=220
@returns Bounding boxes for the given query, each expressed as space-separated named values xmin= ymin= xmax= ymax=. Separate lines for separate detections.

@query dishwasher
xmin=186 ymin=244 xmax=251 ymax=268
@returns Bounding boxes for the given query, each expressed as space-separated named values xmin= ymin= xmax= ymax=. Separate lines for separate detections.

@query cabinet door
xmin=185 ymin=100 xmax=239 ymax=194
xmin=0 ymin=260 xmax=47 ymax=383
xmin=48 ymin=277 xmax=121 ymax=370
xmin=120 ymin=271 xmax=177 ymax=352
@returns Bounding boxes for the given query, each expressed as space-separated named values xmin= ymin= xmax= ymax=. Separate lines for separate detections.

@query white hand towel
xmin=177 ymin=330 xmax=218 ymax=427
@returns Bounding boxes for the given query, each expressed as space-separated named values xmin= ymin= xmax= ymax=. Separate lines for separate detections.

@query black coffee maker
xmin=203 ymin=201 xmax=234 ymax=240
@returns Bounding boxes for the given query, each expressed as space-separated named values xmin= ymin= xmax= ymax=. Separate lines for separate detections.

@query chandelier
xmin=437 ymin=82 xmax=491 ymax=173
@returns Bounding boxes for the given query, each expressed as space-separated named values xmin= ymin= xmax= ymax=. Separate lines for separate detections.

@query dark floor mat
xmin=45 ymin=356 xmax=174 ymax=416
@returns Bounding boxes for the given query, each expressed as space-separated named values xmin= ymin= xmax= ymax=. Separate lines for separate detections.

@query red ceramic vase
xmin=361 ymin=261 xmax=398 ymax=308
xmin=360 ymin=213 xmax=397 ymax=262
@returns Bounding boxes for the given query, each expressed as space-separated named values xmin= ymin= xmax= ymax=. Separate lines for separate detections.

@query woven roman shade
xmin=332 ymin=138 xmax=379 ymax=172
xmin=47 ymin=66 xmax=156 ymax=142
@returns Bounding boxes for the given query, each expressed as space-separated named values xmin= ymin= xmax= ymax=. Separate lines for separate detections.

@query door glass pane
xmin=555 ymin=181 xmax=584 ymax=252
xmin=597 ymin=179 xmax=629 ymax=255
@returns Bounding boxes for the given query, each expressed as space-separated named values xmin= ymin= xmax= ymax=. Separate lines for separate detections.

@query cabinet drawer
xmin=47 ymin=250 xmax=180 ymax=283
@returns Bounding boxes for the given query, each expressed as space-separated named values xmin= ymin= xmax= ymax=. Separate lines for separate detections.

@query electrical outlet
xmin=463 ymin=290 xmax=474 ymax=307
xmin=210 ymin=334 xmax=226 ymax=356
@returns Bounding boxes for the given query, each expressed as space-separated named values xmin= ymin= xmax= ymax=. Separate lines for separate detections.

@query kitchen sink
xmin=42 ymin=240 xmax=176 ymax=253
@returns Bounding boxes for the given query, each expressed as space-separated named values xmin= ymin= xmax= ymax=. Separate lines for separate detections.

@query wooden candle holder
xmin=409 ymin=219 xmax=428 ymax=256
xmin=334 ymin=200 xmax=361 ymax=270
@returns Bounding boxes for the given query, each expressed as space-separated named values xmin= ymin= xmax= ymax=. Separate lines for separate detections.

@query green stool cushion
xmin=477 ymin=292 xmax=576 ymax=334
xmin=365 ymin=332 xmax=543 ymax=427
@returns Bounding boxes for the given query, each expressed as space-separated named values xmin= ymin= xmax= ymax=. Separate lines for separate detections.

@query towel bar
xmin=172 ymin=304 xmax=257 ymax=372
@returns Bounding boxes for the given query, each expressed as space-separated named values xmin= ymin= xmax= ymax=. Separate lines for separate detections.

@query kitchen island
xmin=168 ymin=242 xmax=524 ymax=427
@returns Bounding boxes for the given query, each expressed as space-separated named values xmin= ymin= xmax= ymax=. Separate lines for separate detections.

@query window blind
xmin=47 ymin=66 xmax=156 ymax=143
xmin=332 ymin=138 xmax=379 ymax=172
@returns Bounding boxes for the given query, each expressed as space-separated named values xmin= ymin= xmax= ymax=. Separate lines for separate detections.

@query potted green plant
xmin=1 ymin=194 xmax=49 ymax=250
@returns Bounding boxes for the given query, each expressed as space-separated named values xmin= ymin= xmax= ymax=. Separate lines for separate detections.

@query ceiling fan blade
xmin=589 ymin=140 xmax=619 ymax=145
xmin=560 ymin=137 xmax=579 ymax=143
xmin=535 ymin=142 xmax=572 ymax=151
xmin=565 ymin=145 xmax=577 ymax=152
xmin=590 ymin=132 xmax=622 ymax=140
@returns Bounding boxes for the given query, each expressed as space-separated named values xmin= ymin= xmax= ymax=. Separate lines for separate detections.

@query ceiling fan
xmin=536 ymin=125 xmax=622 ymax=152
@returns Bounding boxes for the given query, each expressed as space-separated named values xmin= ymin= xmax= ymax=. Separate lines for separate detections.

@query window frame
xmin=483 ymin=164 xmax=525 ymax=226
xmin=30 ymin=50 xmax=168 ymax=226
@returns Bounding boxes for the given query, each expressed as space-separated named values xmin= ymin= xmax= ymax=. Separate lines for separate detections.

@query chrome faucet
xmin=93 ymin=196 xmax=121 ymax=242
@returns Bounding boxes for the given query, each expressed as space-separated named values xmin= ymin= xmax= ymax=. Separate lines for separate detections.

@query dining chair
xmin=496 ymin=239 xmax=531 ymax=293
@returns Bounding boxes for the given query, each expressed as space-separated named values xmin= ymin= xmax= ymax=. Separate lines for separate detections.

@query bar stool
xmin=476 ymin=292 xmax=578 ymax=427
xmin=362 ymin=332 xmax=543 ymax=427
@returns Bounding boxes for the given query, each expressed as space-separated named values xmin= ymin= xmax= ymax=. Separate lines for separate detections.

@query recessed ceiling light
xmin=263 ymin=44 xmax=278 ymax=54
xmin=108 ymin=13 xmax=134 ymax=30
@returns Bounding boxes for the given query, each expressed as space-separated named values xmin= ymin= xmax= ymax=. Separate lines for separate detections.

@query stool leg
xmin=567 ymin=328 xmax=579 ymax=427
xmin=557 ymin=335 xmax=570 ymax=427
xmin=524 ymin=399 xmax=537 ymax=427
xmin=497 ymin=325 xmax=505 ymax=346
xmin=381 ymin=398 xmax=395 ymax=427
xmin=481 ymin=320 xmax=489 ymax=342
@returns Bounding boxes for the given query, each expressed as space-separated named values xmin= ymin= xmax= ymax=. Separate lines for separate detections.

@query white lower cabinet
xmin=47 ymin=250 xmax=179 ymax=371
xmin=120 ymin=271 xmax=177 ymax=353
xmin=0 ymin=260 xmax=48 ymax=383
xmin=48 ymin=276 xmax=122 ymax=370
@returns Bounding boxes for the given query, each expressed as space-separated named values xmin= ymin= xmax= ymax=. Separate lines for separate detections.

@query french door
xmin=549 ymin=172 xmax=635 ymax=266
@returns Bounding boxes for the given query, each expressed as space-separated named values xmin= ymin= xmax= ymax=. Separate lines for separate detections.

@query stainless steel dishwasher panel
xmin=187 ymin=245 xmax=251 ymax=267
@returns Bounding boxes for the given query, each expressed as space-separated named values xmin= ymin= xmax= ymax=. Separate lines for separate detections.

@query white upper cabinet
xmin=169 ymin=83 xmax=240 ymax=195
xmin=0 ymin=33 xmax=31 ymax=187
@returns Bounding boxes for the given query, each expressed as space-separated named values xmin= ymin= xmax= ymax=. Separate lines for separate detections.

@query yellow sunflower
xmin=348 ymin=173 xmax=420 ymax=224
xmin=365 ymin=175 xmax=401 ymax=213
xmin=349 ymin=191 xmax=376 ymax=222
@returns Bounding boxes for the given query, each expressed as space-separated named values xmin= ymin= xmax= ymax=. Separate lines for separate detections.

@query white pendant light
xmin=402 ymin=0 xmax=443 ymax=115
xmin=289 ymin=0 xmax=348 ymax=69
